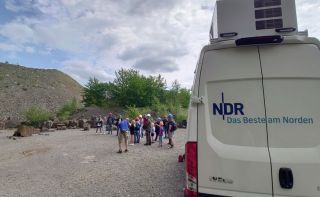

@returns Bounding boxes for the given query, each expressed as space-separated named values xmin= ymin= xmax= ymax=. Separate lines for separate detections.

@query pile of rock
xmin=56 ymin=123 xmax=67 ymax=130
xmin=13 ymin=125 xmax=40 ymax=137
xmin=83 ymin=122 xmax=90 ymax=131
xmin=67 ymin=120 xmax=78 ymax=129
xmin=8 ymin=118 xmax=92 ymax=139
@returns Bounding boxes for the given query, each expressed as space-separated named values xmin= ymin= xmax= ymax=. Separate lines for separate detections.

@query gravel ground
xmin=0 ymin=129 xmax=186 ymax=197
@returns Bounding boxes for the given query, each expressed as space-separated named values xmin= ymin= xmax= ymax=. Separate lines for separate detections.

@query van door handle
xmin=279 ymin=168 xmax=294 ymax=189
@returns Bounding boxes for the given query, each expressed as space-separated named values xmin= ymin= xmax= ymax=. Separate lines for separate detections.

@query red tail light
xmin=185 ymin=141 xmax=198 ymax=197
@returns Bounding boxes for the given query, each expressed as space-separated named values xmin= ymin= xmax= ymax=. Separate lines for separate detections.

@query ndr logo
xmin=213 ymin=92 xmax=244 ymax=120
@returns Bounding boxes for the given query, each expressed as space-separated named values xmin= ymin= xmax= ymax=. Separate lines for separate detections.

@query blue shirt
xmin=119 ymin=119 xmax=129 ymax=132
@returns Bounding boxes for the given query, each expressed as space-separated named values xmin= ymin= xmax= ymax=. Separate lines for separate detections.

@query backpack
xmin=172 ymin=122 xmax=177 ymax=131
xmin=107 ymin=117 xmax=113 ymax=124
xmin=169 ymin=121 xmax=177 ymax=131
xmin=135 ymin=122 xmax=141 ymax=130
xmin=142 ymin=119 xmax=149 ymax=130
xmin=96 ymin=121 xmax=102 ymax=127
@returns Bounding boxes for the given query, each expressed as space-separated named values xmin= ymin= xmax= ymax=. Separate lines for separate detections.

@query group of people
xmin=94 ymin=113 xmax=177 ymax=154
xmin=94 ymin=113 xmax=114 ymax=135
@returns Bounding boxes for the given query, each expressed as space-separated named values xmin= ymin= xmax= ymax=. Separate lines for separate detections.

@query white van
xmin=185 ymin=0 xmax=320 ymax=197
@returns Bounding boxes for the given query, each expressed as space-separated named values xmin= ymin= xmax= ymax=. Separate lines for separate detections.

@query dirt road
xmin=0 ymin=129 xmax=186 ymax=197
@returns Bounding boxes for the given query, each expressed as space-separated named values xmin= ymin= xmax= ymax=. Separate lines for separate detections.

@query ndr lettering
xmin=213 ymin=103 xmax=244 ymax=116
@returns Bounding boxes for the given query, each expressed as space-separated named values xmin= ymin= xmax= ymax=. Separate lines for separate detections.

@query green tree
xmin=178 ymin=88 xmax=191 ymax=108
xmin=106 ymin=69 xmax=166 ymax=107
xmin=82 ymin=78 xmax=108 ymax=107
xmin=81 ymin=68 xmax=191 ymax=123
xmin=166 ymin=80 xmax=180 ymax=106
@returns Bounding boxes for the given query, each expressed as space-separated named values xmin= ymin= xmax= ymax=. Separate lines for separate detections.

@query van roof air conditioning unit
xmin=210 ymin=0 xmax=298 ymax=41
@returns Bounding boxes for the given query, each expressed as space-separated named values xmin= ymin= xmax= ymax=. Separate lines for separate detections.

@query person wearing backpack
xmin=96 ymin=115 xmax=103 ymax=134
xmin=106 ymin=112 xmax=114 ymax=135
xmin=117 ymin=118 xmax=130 ymax=153
xmin=154 ymin=117 xmax=161 ymax=141
xmin=167 ymin=114 xmax=177 ymax=148
xmin=162 ymin=117 xmax=168 ymax=139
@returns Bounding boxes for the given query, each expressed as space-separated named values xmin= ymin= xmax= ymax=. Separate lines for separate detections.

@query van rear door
xmin=260 ymin=43 xmax=320 ymax=197
xmin=198 ymin=46 xmax=273 ymax=196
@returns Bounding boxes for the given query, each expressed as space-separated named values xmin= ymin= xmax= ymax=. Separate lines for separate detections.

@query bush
xmin=125 ymin=105 xmax=140 ymax=120
xmin=57 ymin=98 xmax=80 ymax=121
xmin=150 ymin=99 xmax=167 ymax=118
xmin=175 ymin=107 xmax=188 ymax=124
xmin=24 ymin=106 xmax=52 ymax=127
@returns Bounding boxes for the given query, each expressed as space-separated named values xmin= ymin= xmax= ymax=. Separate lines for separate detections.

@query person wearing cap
xmin=117 ymin=118 xmax=130 ymax=153
xmin=167 ymin=114 xmax=176 ymax=148
xmin=143 ymin=114 xmax=152 ymax=146
xmin=106 ymin=112 xmax=114 ymax=135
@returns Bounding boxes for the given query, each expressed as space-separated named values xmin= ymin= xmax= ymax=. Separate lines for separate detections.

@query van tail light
xmin=184 ymin=141 xmax=198 ymax=197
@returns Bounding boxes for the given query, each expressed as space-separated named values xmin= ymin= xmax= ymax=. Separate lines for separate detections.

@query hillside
xmin=0 ymin=63 xmax=83 ymax=120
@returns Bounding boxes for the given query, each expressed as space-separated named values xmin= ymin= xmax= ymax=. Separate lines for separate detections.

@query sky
xmin=0 ymin=0 xmax=319 ymax=88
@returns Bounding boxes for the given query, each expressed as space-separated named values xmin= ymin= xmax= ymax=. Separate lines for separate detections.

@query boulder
xmin=68 ymin=120 xmax=78 ymax=128
xmin=78 ymin=119 xmax=85 ymax=128
xmin=83 ymin=122 xmax=90 ymax=131
xmin=14 ymin=125 xmax=37 ymax=137
xmin=43 ymin=120 xmax=53 ymax=129
xmin=41 ymin=127 xmax=49 ymax=132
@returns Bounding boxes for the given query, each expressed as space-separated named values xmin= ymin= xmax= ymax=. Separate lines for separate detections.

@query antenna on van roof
xmin=210 ymin=0 xmax=300 ymax=43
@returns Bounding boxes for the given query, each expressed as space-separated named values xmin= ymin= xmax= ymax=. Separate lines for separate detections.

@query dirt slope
xmin=0 ymin=63 xmax=83 ymax=120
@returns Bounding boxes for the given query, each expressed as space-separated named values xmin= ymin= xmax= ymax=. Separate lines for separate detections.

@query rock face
xmin=0 ymin=63 xmax=83 ymax=120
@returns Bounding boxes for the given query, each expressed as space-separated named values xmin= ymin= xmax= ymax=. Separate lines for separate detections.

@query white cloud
xmin=61 ymin=59 xmax=114 ymax=85
xmin=296 ymin=0 xmax=320 ymax=37
xmin=0 ymin=23 xmax=35 ymax=44
xmin=1 ymin=0 xmax=319 ymax=88
xmin=134 ymin=58 xmax=179 ymax=73
xmin=4 ymin=0 xmax=34 ymax=12
xmin=25 ymin=46 xmax=35 ymax=53
xmin=0 ymin=42 xmax=21 ymax=52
